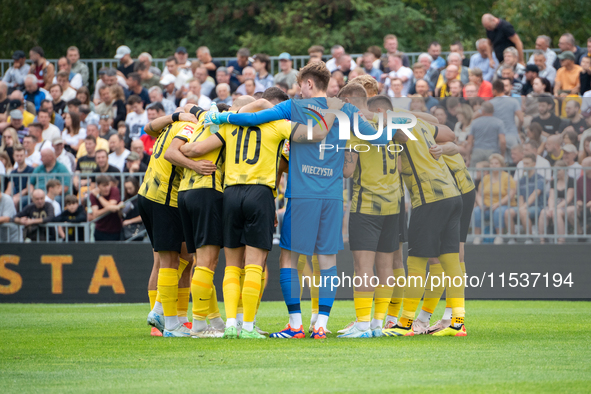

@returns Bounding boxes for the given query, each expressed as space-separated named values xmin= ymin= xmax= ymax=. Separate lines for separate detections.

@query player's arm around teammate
xmin=144 ymin=110 xmax=200 ymax=137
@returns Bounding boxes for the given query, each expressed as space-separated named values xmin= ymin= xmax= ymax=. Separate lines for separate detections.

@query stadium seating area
xmin=1 ymin=18 xmax=590 ymax=244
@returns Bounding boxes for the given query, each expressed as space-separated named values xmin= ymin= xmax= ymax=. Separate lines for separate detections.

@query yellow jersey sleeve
xmin=178 ymin=122 xmax=225 ymax=193
xmin=138 ymin=121 xmax=198 ymax=207
xmin=442 ymin=153 xmax=475 ymax=194
xmin=221 ymin=120 xmax=290 ymax=196
xmin=399 ymin=119 xmax=460 ymax=208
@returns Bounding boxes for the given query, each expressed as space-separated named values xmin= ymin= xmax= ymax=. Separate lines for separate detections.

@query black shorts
xmin=178 ymin=189 xmax=224 ymax=253
xmin=407 ymin=196 xmax=462 ymax=258
xmin=138 ymin=195 xmax=184 ymax=253
xmin=349 ymin=213 xmax=400 ymax=253
xmin=460 ymin=189 xmax=476 ymax=243
xmin=399 ymin=195 xmax=408 ymax=243
xmin=223 ymin=185 xmax=275 ymax=251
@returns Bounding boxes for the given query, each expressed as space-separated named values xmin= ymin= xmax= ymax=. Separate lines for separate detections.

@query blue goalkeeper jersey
xmin=226 ymin=98 xmax=386 ymax=200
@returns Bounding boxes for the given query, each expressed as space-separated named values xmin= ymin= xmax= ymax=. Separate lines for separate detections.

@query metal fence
xmin=0 ymin=49 xmax=546 ymax=89
xmin=2 ymin=166 xmax=590 ymax=244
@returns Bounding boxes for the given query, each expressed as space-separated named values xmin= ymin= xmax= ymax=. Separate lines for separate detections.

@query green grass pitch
xmin=1 ymin=300 xmax=590 ymax=393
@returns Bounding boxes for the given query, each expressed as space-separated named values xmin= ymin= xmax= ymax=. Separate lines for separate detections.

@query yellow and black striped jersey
xmin=138 ymin=121 xmax=196 ymax=207
xmin=399 ymin=119 xmax=460 ymax=208
xmin=347 ymin=134 xmax=401 ymax=215
xmin=215 ymin=120 xmax=291 ymax=196
xmin=178 ymin=121 xmax=225 ymax=193
xmin=442 ymin=153 xmax=475 ymax=194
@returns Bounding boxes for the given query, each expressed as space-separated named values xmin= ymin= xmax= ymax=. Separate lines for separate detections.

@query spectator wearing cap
xmin=29 ymin=148 xmax=71 ymax=196
xmin=2 ymin=51 xmax=30 ymax=93
xmin=162 ymin=47 xmax=191 ymax=79
xmin=159 ymin=74 xmax=177 ymax=101
xmin=561 ymin=144 xmax=582 ymax=178
xmin=126 ymin=73 xmax=151 ymax=106
xmin=274 ymin=53 xmax=299 ymax=97
xmin=115 ymin=45 xmax=135 ymax=77
xmin=137 ymin=52 xmax=162 ymax=77
xmin=196 ymin=46 xmax=221 ymax=82
xmin=252 ymin=54 xmax=274 ymax=89
xmin=147 ymin=87 xmax=175 ymax=115
xmin=227 ymin=48 xmax=252 ymax=86
xmin=28 ymin=46 xmax=55 ymax=89
xmin=5 ymin=91 xmax=35 ymax=127
xmin=66 ymin=46 xmax=89 ymax=87
xmin=579 ymin=56 xmax=591 ymax=96
xmin=124 ymin=151 xmax=147 ymax=175
xmin=554 ymin=51 xmax=583 ymax=96
xmin=53 ymin=138 xmax=75 ymax=174
xmin=108 ymin=134 xmax=130 ymax=171
xmin=236 ymin=67 xmax=265 ymax=96
xmin=521 ymin=64 xmax=539 ymax=96
xmin=93 ymin=68 xmax=128 ymax=103
xmin=193 ymin=66 xmax=216 ymax=98
xmin=23 ymin=75 xmax=46 ymax=112
xmin=531 ymin=50 xmax=556 ymax=86
xmin=126 ymin=95 xmax=148 ymax=141
xmin=482 ymin=13 xmax=524 ymax=64
xmin=6 ymin=110 xmax=27 ymax=138
xmin=326 ymin=45 xmax=357 ymax=73
xmin=554 ymin=33 xmax=586 ymax=70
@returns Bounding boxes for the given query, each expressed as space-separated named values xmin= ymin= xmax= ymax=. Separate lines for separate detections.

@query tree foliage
xmin=1 ymin=0 xmax=589 ymax=59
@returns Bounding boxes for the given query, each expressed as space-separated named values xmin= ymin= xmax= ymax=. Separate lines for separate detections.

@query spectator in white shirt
xmin=22 ymin=135 xmax=41 ymax=167
xmin=532 ymin=50 xmax=556 ymax=86
xmin=45 ymin=179 xmax=62 ymax=216
xmin=562 ymin=144 xmax=582 ymax=178
xmin=161 ymin=47 xmax=192 ymax=77
xmin=37 ymin=109 xmax=61 ymax=143
xmin=179 ymin=80 xmax=212 ymax=109
xmin=383 ymin=54 xmax=413 ymax=96
xmin=93 ymin=68 xmax=128 ymax=103
xmin=236 ymin=67 xmax=265 ymax=95
xmin=514 ymin=140 xmax=551 ymax=180
xmin=213 ymin=83 xmax=232 ymax=106
xmin=125 ymin=95 xmax=149 ymax=141
xmin=527 ymin=35 xmax=557 ymax=70
xmin=56 ymin=71 xmax=77 ymax=102
xmin=163 ymin=56 xmax=191 ymax=90
xmin=326 ymin=45 xmax=357 ymax=73
xmin=52 ymin=138 xmax=75 ymax=174
xmin=108 ymin=134 xmax=130 ymax=171
xmin=52 ymin=57 xmax=83 ymax=90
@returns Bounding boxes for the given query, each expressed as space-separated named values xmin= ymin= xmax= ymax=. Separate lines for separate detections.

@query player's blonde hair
xmin=349 ymin=75 xmax=379 ymax=97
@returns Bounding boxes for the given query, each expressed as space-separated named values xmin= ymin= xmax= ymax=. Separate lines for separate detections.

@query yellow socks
xmin=178 ymin=258 xmax=190 ymax=280
xmin=256 ymin=270 xmax=266 ymax=315
xmin=148 ymin=290 xmax=157 ymax=310
xmin=354 ymin=290 xmax=374 ymax=323
xmin=311 ymin=255 xmax=320 ymax=315
xmin=177 ymin=287 xmax=190 ymax=322
xmin=191 ymin=267 xmax=214 ymax=321
xmin=207 ymin=284 xmax=222 ymax=320
xmin=387 ymin=268 xmax=406 ymax=318
xmin=157 ymin=268 xmax=178 ymax=317
xmin=222 ymin=266 xmax=242 ymax=320
xmin=400 ymin=256 xmax=428 ymax=323
xmin=242 ymin=264 xmax=263 ymax=326
xmin=374 ymin=285 xmax=393 ymax=321
xmin=439 ymin=253 xmax=465 ymax=321
xmin=422 ymin=263 xmax=445 ymax=314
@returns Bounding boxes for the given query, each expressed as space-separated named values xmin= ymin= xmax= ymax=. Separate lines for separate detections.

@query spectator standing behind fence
xmin=89 ymin=176 xmax=122 ymax=241
xmin=473 ymin=153 xmax=516 ymax=245
xmin=53 ymin=57 xmax=82 ymax=90
xmin=120 ymin=177 xmax=143 ymax=241
xmin=2 ymin=51 xmax=30 ymax=93
xmin=506 ymin=153 xmax=547 ymax=244
xmin=466 ymin=101 xmax=506 ymax=164
xmin=53 ymin=138 xmax=75 ymax=174
xmin=45 ymin=179 xmax=62 ymax=216
xmin=560 ymin=157 xmax=591 ymax=238
xmin=114 ymin=46 xmax=135 ymax=78
xmin=13 ymin=188 xmax=55 ymax=241
xmin=29 ymin=148 xmax=71 ymax=203
xmin=53 ymin=194 xmax=86 ymax=241
xmin=125 ymin=95 xmax=148 ymax=141
xmin=28 ymin=46 xmax=54 ymax=89
xmin=62 ymin=112 xmax=86 ymax=153
xmin=482 ymin=14 xmax=524 ymax=65
xmin=562 ymin=144 xmax=582 ymax=179
xmin=539 ymin=160 xmax=574 ymax=244
xmin=22 ymin=135 xmax=40 ymax=167
xmin=66 ymin=46 xmax=89 ymax=87
xmin=0 ymin=187 xmax=18 ymax=242
xmin=7 ymin=146 xmax=33 ymax=208
xmin=108 ymin=134 xmax=130 ymax=171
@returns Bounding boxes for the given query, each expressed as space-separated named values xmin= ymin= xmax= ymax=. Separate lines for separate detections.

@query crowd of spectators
xmin=1 ymin=13 xmax=591 ymax=243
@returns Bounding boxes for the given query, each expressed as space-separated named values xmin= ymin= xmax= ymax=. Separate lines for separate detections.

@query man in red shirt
xmin=89 ymin=175 xmax=122 ymax=241
xmin=467 ymin=68 xmax=492 ymax=99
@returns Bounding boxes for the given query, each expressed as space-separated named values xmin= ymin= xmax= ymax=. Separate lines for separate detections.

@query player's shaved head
xmin=262 ymin=87 xmax=289 ymax=104
xmin=230 ymin=96 xmax=256 ymax=111
xmin=367 ymin=95 xmax=394 ymax=112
